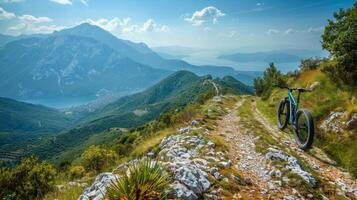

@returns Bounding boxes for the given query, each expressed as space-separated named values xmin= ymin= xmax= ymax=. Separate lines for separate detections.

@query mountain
xmin=0 ymin=97 xmax=72 ymax=134
xmin=0 ymin=23 xmax=261 ymax=102
xmin=0 ymin=34 xmax=170 ymax=100
xmin=54 ymin=24 xmax=261 ymax=83
xmin=78 ymin=70 xmax=253 ymax=130
xmin=0 ymin=33 xmax=48 ymax=47
xmin=0 ymin=34 xmax=16 ymax=47
xmin=16 ymin=71 xmax=252 ymax=162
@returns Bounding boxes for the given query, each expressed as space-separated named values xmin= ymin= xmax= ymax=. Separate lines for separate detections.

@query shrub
xmin=0 ymin=156 xmax=57 ymax=200
xmin=81 ymin=145 xmax=118 ymax=172
xmin=321 ymin=2 xmax=357 ymax=87
xmin=69 ymin=165 xmax=86 ymax=179
xmin=107 ymin=158 xmax=169 ymax=200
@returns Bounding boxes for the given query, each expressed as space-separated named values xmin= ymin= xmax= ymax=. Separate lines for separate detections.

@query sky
xmin=0 ymin=0 xmax=355 ymax=52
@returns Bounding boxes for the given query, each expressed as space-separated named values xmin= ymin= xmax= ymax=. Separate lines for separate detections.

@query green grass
xmin=129 ymin=128 xmax=175 ymax=158
xmin=42 ymin=185 xmax=85 ymax=200
xmin=236 ymin=97 xmax=279 ymax=152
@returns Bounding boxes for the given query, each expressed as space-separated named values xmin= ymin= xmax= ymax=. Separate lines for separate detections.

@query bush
xmin=107 ymin=158 xmax=169 ymax=200
xmin=69 ymin=165 xmax=86 ymax=179
xmin=321 ymin=2 xmax=357 ymax=87
xmin=0 ymin=156 xmax=57 ymax=200
xmin=81 ymin=145 xmax=118 ymax=172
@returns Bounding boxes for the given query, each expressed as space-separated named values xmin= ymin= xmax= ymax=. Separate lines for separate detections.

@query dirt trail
xmin=211 ymin=96 xmax=356 ymax=199
xmin=212 ymin=99 xmax=292 ymax=199
xmin=251 ymin=98 xmax=357 ymax=199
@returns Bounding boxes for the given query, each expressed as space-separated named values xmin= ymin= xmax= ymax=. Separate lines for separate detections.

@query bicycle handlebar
xmin=274 ymin=85 xmax=312 ymax=92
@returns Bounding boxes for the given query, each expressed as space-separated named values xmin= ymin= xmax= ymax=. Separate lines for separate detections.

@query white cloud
xmin=8 ymin=23 xmax=66 ymax=34
xmin=284 ymin=28 xmax=296 ymax=35
xmin=19 ymin=15 xmax=53 ymax=23
xmin=141 ymin=19 xmax=155 ymax=32
xmin=80 ymin=0 xmax=88 ymax=5
xmin=85 ymin=17 xmax=169 ymax=34
xmin=0 ymin=7 xmax=16 ymax=20
xmin=219 ymin=30 xmax=238 ymax=38
xmin=8 ymin=14 xmax=62 ymax=35
xmin=185 ymin=6 xmax=225 ymax=26
xmin=307 ymin=26 xmax=323 ymax=32
xmin=8 ymin=23 xmax=26 ymax=31
xmin=266 ymin=29 xmax=280 ymax=35
xmin=83 ymin=17 xmax=131 ymax=31
xmin=50 ymin=0 xmax=72 ymax=5
xmin=256 ymin=3 xmax=264 ymax=6
xmin=266 ymin=27 xmax=323 ymax=36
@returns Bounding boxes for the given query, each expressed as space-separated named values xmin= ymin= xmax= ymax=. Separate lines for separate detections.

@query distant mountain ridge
xmin=0 ymin=23 xmax=261 ymax=103
xmin=0 ymin=29 xmax=170 ymax=100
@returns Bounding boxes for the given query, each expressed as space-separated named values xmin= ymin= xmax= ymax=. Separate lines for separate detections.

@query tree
xmin=299 ymin=57 xmax=328 ymax=71
xmin=321 ymin=2 xmax=357 ymax=87
xmin=253 ymin=63 xmax=287 ymax=98
xmin=81 ymin=145 xmax=117 ymax=171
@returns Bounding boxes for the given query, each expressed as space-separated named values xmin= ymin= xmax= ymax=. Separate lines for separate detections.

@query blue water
xmin=22 ymin=97 xmax=95 ymax=109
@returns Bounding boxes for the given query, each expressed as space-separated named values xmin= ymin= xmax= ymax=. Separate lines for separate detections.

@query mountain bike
xmin=276 ymin=85 xmax=314 ymax=150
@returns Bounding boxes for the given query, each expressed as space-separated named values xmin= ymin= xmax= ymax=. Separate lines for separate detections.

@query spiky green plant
xmin=107 ymin=158 xmax=169 ymax=200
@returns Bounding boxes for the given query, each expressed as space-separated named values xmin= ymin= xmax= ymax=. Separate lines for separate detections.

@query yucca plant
xmin=107 ymin=158 xmax=170 ymax=200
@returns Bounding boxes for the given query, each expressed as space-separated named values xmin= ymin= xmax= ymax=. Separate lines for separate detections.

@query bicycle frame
xmin=287 ymin=90 xmax=300 ymax=126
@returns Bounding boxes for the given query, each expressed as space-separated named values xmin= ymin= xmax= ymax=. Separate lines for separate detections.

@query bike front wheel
xmin=294 ymin=109 xmax=314 ymax=150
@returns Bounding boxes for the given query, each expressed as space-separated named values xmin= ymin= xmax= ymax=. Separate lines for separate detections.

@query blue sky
xmin=0 ymin=0 xmax=355 ymax=51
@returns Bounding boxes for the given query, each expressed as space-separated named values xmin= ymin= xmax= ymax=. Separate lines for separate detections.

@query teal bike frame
xmin=287 ymin=90 xmax=300 ymax=126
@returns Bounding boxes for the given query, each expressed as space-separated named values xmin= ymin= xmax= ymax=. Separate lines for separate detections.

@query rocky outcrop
xmin=319 ymin=111 xmax=345 ymax=134
xmin=320 ymin=110 xmax=357 ymax=134
xmin=158 ymin=125 xmax=230 ymax=199
xmin=78 ymin=122 xmax=232 ymax=200
xmin=78 ymin=173 xmax=117 ymax=200
xmin=266 ymin=148 xmax=316 ymax=186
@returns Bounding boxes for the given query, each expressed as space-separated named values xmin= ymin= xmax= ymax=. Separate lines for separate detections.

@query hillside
xmin=49 ymin=94 xmax=356 ymax=200
xmin=82 ymin=71 xmax=252 ymax=127
xmin=5 ymin=71 xmax=252 ymax=163
xmin=0 ymin=97 xmax=74 ymax=165
xmin=0 ymin=97 xmax=73 ymax=133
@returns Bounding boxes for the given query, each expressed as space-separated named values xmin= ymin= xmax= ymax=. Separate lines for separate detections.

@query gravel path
xmin=211 ymin=99 xmax=291 ymax=199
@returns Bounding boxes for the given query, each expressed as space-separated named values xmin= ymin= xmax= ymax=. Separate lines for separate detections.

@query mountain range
xmin=0 ymin=23 xmax=261 ymax=103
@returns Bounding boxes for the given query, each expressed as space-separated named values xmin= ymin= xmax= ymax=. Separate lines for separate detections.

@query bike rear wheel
xmin=277 ymin=98 xmax=290 ymax=130
xmin=294 ymin=109 xmax=314 ymax=150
